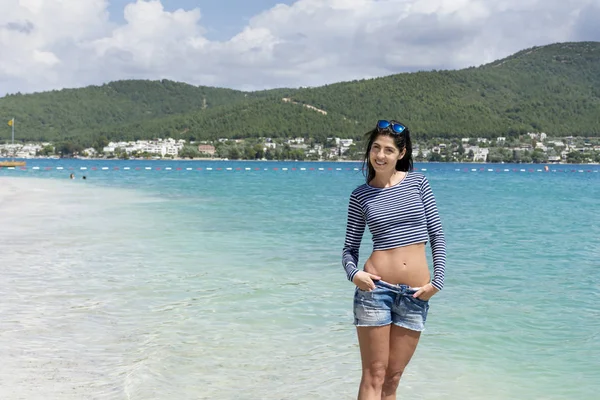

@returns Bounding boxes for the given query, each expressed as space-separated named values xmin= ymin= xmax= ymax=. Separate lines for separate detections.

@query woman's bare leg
xmin=381 ymin=325 xmax=421 ymax=399
xmin=356 ymin=325 xmax=391 ymax=400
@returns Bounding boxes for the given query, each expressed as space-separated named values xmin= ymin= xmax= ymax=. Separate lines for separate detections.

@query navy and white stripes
xmin=342 ymin=172 xmax=447 ymax=290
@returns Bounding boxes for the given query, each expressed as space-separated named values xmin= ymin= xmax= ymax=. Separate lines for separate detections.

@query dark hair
xmin=361 ymin=120 xmax=413 ymax=183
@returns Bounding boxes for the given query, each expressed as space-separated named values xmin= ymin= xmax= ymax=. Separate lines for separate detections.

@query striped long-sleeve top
xmin=342 ymin=172 xmax=447 ymax=290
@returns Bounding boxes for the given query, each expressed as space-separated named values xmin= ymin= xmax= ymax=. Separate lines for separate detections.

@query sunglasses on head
xmin=376 ymin=120 xmax=406 ymax=135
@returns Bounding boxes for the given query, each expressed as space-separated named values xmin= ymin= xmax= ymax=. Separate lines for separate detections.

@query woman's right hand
xmin=352 ymin=271 xmax=382 ymax=291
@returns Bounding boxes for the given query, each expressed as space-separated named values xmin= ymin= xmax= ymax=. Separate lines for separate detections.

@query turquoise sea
xmin=1 ymin=160 xmax=599 ymax=399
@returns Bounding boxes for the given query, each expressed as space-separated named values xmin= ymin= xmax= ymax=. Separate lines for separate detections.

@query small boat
xmin=0 ymin=160 xmax=26 ymax=167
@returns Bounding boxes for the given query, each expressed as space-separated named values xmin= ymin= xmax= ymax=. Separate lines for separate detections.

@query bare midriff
xmin=363 ymin=243 xmax=431 ymax=287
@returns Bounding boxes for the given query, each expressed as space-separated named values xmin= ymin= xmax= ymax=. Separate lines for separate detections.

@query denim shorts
xmin=353 ymin=280 xmax=430 ymax=331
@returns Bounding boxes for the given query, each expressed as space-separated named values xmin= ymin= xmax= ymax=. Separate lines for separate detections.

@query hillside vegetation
xmin=1 ymin=41 xmax=598 ymax=146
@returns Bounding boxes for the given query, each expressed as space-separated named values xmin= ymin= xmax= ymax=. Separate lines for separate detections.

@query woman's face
xmin=369 ymin=134 xmax=405 ymax=174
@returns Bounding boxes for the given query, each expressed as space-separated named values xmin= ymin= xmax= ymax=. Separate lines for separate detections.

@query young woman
xmin=342 ymin=120 xmax=446 ymax=400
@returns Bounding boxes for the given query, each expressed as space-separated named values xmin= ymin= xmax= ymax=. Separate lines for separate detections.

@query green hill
xmin=0 ymin=79 xmax=254 ymax=143
xmin=1 ymin=41 xmax=599 ymax=146
xmin=287 ymin=41 xmax=600 ymax=138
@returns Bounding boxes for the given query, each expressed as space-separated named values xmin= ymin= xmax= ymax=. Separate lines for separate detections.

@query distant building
xmin=101 ymin=138 xmax=184 ymax=157
xmin=287 ymin=137 xmax=305 ymax=144
xmin=473 ymin=148 xmax=489 ymax=162
xmin=83 ymin=148 xmax=97 ymax=157
xmin=548 ymin=156 xmax=561 ymax=163
xmin=198 ymin=144 xmax=215 ymax=156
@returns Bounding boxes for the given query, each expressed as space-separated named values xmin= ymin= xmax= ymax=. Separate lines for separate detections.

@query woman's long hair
xmin=361 ymin=121 xmax=413 ymax=183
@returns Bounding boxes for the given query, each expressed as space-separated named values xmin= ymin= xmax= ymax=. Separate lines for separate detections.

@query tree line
xmin=1 ymin=41 xmax=599 ymax=150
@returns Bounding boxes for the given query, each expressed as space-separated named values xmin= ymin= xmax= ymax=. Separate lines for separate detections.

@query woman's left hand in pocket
xmin=413 ymin=283 xmax=439 ymax=301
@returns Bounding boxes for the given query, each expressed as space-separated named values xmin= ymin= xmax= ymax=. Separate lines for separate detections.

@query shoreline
xmin=1 ymin=157 xmax=598 ymax=166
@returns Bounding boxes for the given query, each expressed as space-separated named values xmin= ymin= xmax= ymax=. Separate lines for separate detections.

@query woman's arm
xmin=342 ymin=192 xmax=366 ymax=282
xmin=419 ymin=176 xmax=446 ymax=290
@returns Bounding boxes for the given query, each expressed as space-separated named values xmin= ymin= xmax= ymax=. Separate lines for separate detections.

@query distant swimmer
xmin=69 ymin=173 xmax=75 ymax=179
xmin=82 ymin=176 xmax=87 ymax=180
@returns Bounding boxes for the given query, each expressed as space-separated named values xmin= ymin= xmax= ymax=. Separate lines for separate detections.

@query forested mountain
xmin=287 ymin=41 xmax=600 ymax=139
xmin=0 ymin=80 xmax=252 ymax=143
xmin=1 ymin=41 xmax=598 ymax=146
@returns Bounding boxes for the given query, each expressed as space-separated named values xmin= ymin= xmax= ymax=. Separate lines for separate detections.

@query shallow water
xmin=1 ymin=162 xmax=599 ymax=399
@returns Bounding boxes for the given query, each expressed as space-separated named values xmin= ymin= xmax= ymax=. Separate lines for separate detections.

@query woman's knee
xmin=382 ymin=368 xmax=405 ymax=394
xmin=361 ymin=360 xmax=388 ymax=387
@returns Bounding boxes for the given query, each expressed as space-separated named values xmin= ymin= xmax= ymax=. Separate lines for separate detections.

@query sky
xmin=1 ymin=0 xmax=599 ymax=96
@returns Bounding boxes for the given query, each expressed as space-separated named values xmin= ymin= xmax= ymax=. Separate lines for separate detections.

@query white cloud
xmin=32 ymin=50 xmax=60 ymax=66
xmin=0 ymin=0 xmax=599 ymax=95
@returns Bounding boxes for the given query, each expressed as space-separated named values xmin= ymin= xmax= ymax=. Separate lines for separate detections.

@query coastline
xmin=2 ymin=156 xmax=597 ymax=165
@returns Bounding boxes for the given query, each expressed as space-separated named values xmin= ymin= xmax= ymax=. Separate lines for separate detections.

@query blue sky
xmin=107 ymin=0 xmax=296 ymax=40
xmin=1 ymin=0 xmax=599 ymax=95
